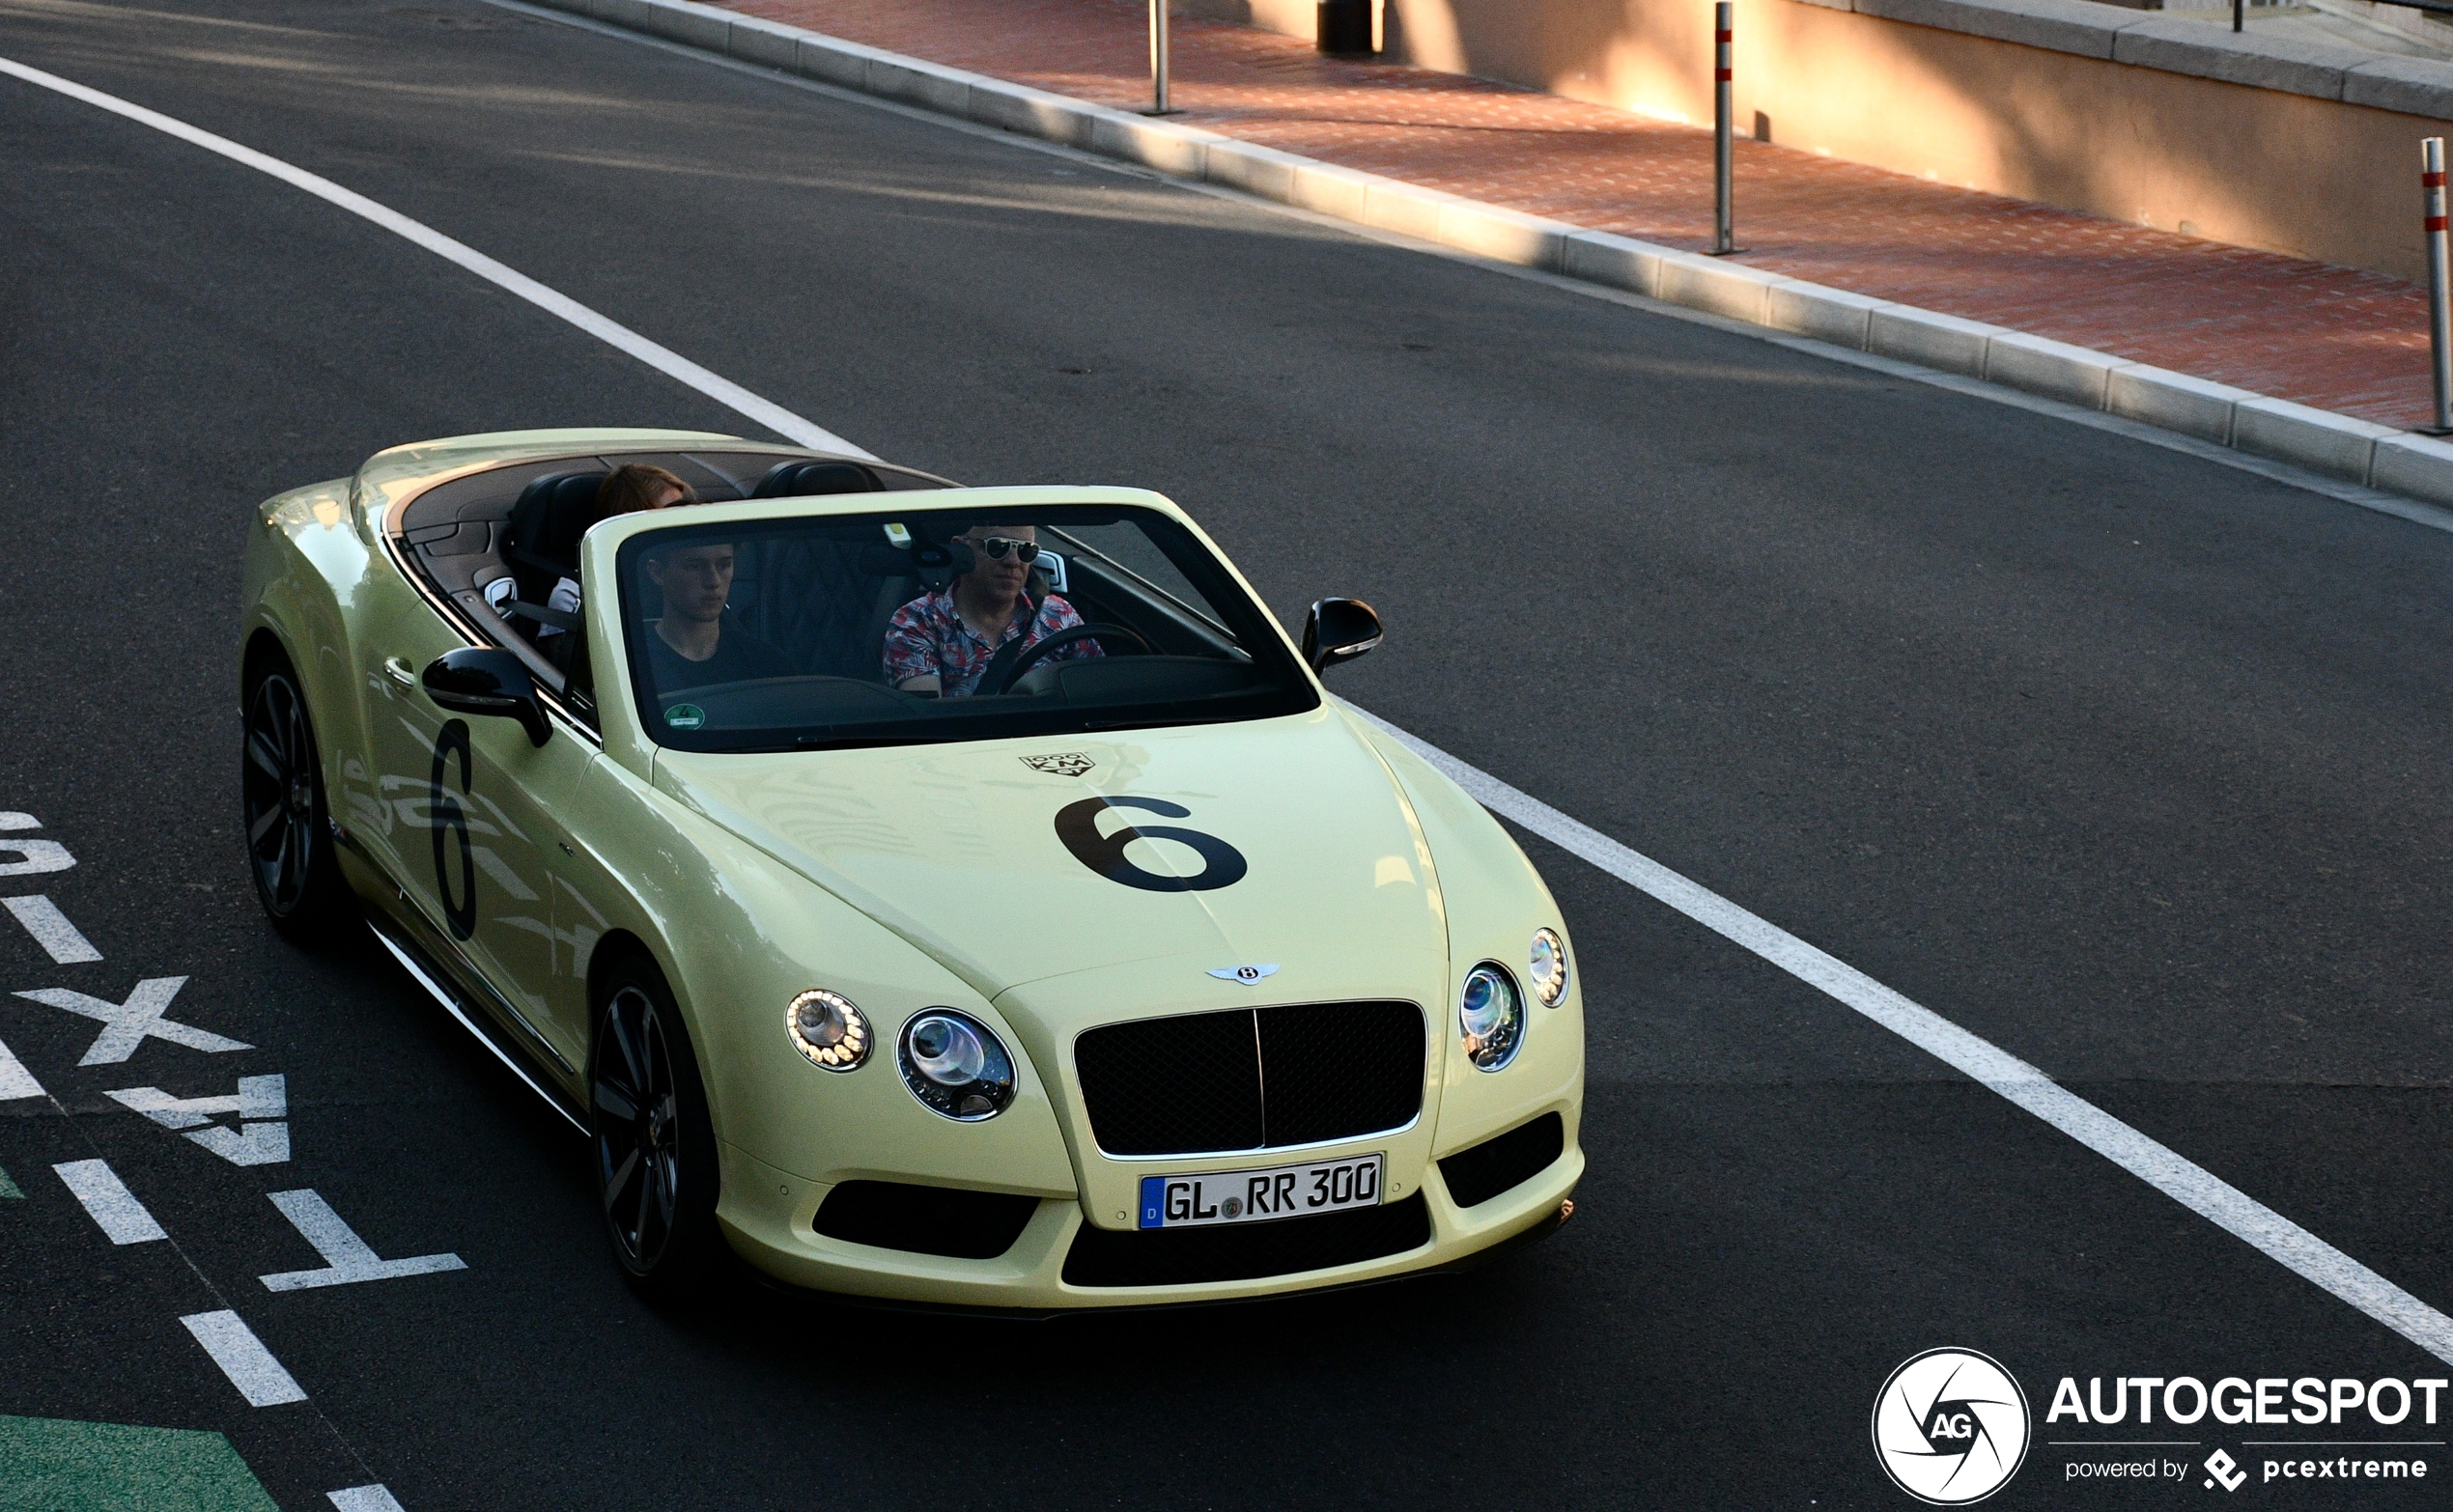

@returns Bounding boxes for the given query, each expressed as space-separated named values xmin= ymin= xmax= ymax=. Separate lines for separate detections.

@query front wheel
xmin=590 ymin=955 xmax=725 ymax=1302
xmin=240 ymin=658 xmax=348 ymax=938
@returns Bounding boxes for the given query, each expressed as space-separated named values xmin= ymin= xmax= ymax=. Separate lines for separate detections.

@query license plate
xmin=1138 ymin=1154 xmax=1383 ymax=1229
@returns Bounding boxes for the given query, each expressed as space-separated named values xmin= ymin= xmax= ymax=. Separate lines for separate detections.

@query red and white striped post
xmin=2426 ymin=136 xmax=2451 ymax=432
xmin=1713 ymin=1 xmax=1734 ymax=254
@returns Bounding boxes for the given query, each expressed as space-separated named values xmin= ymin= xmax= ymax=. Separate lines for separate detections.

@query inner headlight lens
xmin=1459 ymin=964 xmax=1525 ymax=1072
xmin=898 ymin=1009 xmax=1016 ymax=1121
xmin=1529 ymin=928 xmax=1569 ymax=1007
xmin=787 ymin=989 xmax=870 ymax=1071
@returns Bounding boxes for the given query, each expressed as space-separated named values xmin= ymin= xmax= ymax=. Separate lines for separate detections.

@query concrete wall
xmin=1177 ymin=0 xmax=2453 ymax=280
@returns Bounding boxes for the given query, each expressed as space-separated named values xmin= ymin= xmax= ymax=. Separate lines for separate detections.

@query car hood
xmin=651 ymin=707 xmax=1448 ymax=999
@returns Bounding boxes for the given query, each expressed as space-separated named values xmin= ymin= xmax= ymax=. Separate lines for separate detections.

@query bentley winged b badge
xmin=1207 ymin=964 xmax=1280 ymax=985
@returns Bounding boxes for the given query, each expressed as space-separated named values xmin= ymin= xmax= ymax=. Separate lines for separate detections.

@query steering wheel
xmin=980 ymin=622 xmax=1151 ymax=695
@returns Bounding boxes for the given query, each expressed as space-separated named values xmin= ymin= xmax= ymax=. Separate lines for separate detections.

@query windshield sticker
xmin=665 ymin=703 xmax=707 ymax=731
xmin=1022 ymin=753 xmax=1095 ymax=777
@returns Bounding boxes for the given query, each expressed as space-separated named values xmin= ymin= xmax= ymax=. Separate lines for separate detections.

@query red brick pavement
xmin=722 ymin=0 xmax=2439 ymax=429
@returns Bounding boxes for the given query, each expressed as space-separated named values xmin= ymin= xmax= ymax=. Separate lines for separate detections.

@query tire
xmin=240 ymin=654 xmax=350 ymax=939
xmin=589 ymin=954 xmax=726 ymax=1303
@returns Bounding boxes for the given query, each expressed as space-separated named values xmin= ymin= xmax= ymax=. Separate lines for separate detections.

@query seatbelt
xmin=974 ymin=595 xmax=1043 ymax=695
xmin=499 ymin=600 xmax=579 ymax=632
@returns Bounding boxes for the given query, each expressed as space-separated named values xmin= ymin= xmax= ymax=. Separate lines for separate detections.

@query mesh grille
xmin=1073 ymin=1001 xmax=1424 ymax=1157
xmin=1062 ymin=1193 xmax=1431 ymax=1287
xmin=1073 ymin=1008 xmax=1263 ymax=1156
xmin=1254 ymin=1000 xmax=1424 ymax=1147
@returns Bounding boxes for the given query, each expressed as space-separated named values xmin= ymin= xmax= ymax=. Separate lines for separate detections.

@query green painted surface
xmin=0 ymin=1415 xmax=279 ymax=1512
xmin=0 ymin=1163 xmax=20 ymax=1199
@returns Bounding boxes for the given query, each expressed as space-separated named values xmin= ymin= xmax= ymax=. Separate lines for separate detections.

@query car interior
xmin=391 ymin=448 xmax=1311 ymax=745
xmin=390 ymin=447 xmax=953 ymax=716
xmin=620 ymin=508 xmax=1283 ymax=743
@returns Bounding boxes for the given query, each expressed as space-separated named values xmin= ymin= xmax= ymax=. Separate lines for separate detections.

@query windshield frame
xmin=608 ymin=497 xmax=1320 ymax=754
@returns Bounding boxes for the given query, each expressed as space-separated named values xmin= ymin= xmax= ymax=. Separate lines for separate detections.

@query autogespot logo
xmin=1873 ymin=1348 xmax=2034 ymax=1505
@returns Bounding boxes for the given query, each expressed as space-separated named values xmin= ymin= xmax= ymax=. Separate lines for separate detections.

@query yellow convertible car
xmin=239 ymin=428 xmax=1583 ymax=1308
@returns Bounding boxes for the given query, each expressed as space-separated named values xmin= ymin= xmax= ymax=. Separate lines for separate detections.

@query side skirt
xmin=362 ymin=906 xmax=589 ymax=1134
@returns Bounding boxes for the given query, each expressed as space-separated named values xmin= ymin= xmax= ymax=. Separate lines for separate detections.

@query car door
xmin=354 ymin=568 xmax=594 ymax=1078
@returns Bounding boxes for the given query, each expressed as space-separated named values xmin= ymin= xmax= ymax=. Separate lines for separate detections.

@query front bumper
xmin=714 ymin=1129 xmax=1584 ymax=1310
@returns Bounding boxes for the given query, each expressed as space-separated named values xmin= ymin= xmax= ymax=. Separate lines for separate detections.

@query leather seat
xmin=499 ymin=471 xmax=607 ymax=612
xmin=753 ymin=460 xmax=882 ymax=498
xmin=731 ymin=536 xmax=907 ymax=681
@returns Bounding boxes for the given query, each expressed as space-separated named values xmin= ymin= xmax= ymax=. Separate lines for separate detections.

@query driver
xmin=643 ymin=540 xmax=791 ymax=691
xmin=884 ymin=523 xmax=1103 ymax=696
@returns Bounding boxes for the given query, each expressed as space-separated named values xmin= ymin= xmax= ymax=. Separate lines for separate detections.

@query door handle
xmin=383 ymin=657 xmax=417 ymax=689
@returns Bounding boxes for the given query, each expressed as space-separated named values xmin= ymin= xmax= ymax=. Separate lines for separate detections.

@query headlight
xmin=898 ymin=1009 xmax=1016 ymax=1121
xmin=787 ymin=989 xmax=870 ymax=1071
xmin=1458 ymin=964 xmax=1525 ymax=1072
xmin=1529 ymin=928 xmax=1569 ymax=1007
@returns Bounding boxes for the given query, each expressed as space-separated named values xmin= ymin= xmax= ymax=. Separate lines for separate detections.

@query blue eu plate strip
xmin=1139 ymin=1175 xmax=1166 ymax=1229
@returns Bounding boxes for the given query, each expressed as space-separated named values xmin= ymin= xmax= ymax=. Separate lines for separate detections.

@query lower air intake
xmin=813 ymin=1181 xmax=1040 ymax=1259
xmin=1061 ymin=1193 xmax=1431 ymax=1287
xmin=1437 ymin=1112 xmax=1565 ymax=1209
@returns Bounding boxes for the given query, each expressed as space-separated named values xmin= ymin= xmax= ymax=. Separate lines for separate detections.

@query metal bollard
xmin=2427 ymin=137 xmax=2452 ymax=432
xmin=1713 ymin=2 xmax=1734 ymax=255
xmin=1146 ymin=0 xmax=1179 ymax=116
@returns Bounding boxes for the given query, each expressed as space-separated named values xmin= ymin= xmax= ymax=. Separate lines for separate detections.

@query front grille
xmin=1062 ymin=1193 xmax=1431 ymax=1287
xmin=812 ymin=1181 xmax=1040 ymax=1259
xmin=1074 ymin=1000 xmax=1424 ymax=1157
xmin=1437 ymin=1113 xmax=1565 ymax=1208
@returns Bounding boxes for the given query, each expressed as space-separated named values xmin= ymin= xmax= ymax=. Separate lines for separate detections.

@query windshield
xmin=614 ymin=505 xmax=1318 ymax=751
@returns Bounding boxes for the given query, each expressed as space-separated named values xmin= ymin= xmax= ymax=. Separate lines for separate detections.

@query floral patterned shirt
xmin=882 ymin=588 xmax=1102 ymax=696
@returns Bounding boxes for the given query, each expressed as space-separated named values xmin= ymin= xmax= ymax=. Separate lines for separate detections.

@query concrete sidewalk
xmin=715 ymin=0 xmax=2437 ymax=434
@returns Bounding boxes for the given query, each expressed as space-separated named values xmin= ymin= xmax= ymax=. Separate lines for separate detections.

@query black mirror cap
xmin=1300 ymin=598 xmax=1383 ymax=674
xmin=421 ymin=648 xmax=550 ymax=747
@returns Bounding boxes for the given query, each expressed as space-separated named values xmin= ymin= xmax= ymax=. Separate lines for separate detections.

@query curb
xmin=544 ymin=0 xmax=2453 ymax=511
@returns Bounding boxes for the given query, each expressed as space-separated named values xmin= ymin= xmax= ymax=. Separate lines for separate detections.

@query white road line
xmin=1341 ymin=702 xmax=2453 ymax=1366
xmin=327 ymin=1488 xmax=409 ymax=1512
xmin=9 ymin=51 xmax=2445 ymax=1367
xmin=259 ymin=1189 xmax=466 ymax=1292
xmin=51 ymin=1159 xmax=167 ymax=1245
xmin=4 ymin=894 xmax=101 ymax=964
xmin=0 ymin=54 xmax=869 ymax=461
xmin=0 ymin=1033 xmax=44 ymax=1101
xmin=180 ymin=1310 xmax=308 ymax=1407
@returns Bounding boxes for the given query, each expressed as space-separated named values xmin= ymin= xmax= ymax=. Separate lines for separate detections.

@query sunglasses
xmin=970 ymin=536 xmax=1041 ymax=565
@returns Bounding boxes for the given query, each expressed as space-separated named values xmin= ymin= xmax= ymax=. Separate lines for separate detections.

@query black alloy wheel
xmin=241 ymin=662 xmax=344 ymax=936
xmin=591 ymin=961 xmax=722 ymax=1301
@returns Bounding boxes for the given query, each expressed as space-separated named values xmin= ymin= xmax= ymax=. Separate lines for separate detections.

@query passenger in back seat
xmin=488 ymin=464 xmax=694 ymax=638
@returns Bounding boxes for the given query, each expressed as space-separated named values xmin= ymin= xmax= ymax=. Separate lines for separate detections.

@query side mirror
xmin=421 ymin=648 xmax=550 ymax=747
xmin=1300 ymin=598 xmax=1383 ymax=674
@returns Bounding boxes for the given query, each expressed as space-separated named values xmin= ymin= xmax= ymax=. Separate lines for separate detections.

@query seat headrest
xmin=753 ymin=460 xmax=882 ymax=498
xmin=504 ymin=471 xmax=608 ymax=568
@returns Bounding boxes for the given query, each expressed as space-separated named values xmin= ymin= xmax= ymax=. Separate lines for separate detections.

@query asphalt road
xmin=2 ymin=0 xmax=2450 ymax=1506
